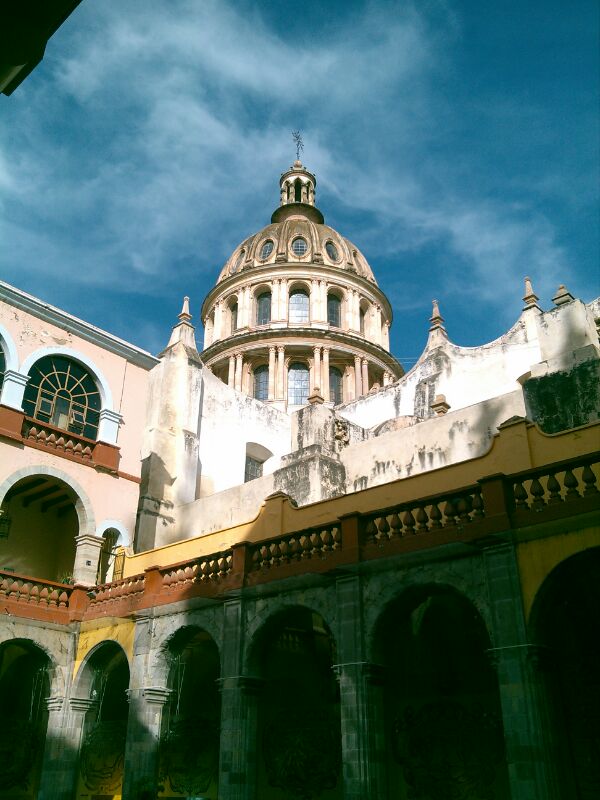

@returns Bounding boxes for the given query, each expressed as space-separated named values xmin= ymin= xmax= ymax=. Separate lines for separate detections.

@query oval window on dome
xmin=325 ymin=241 xmax=339 ymax=261
xmin=291 ymin=237 xmax=308 ymax=256
xmin=260 ymin=240 xmax=274 ymax=260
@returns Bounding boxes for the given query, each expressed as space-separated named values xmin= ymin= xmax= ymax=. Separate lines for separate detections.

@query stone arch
xmin=0 ymin=463 xmax=95 ymax=537
xmin=528 ymin=546 xmax=600 ymax=798
xmin=244 ymin=600 xmax=337 ymax=676
xmin=370 ymin=580 xmax=508 ymax=799
xmin=20 ymin=346 xmax=114 ymax=410
xmin=0 ymin=636 xmax=54 ymax=795
xmin=0 ymin=322 xmax=18 ymax=372
xmin=72 ymin=639 xmax=130 ymax=700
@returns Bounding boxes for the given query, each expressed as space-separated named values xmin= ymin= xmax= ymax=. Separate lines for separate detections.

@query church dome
xmin=217 ymin=159 xmax=377 ymax=285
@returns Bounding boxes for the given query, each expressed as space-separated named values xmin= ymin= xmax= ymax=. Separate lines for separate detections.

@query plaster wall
xmin=0 ymin=298 xmax=152 ymax=476
xmin=340 ymin=390 xmax=526 ymax=493
xmin=197 ymin=368 xmax=291 ymax=497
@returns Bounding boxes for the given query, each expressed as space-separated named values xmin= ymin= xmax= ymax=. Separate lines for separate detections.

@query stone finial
xmin=178 ymin=296 xmax=192 ymax=322
xmin=552 ymin=284 xmax=575 ymax=306
xmin=429 ymin=299 xmax=446 ymax=332
xmin=523 ymin=276 xmax=540 ymax=309
xmin=308 ymin=388 xmax=324 ymax=405
xmin=431 ymin=394 xmax=450 ymax=415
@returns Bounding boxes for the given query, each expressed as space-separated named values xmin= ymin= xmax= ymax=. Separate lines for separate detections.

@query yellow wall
xmin=73 ymin=617 xmax=135 ymax=679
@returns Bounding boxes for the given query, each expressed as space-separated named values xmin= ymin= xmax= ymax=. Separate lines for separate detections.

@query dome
xmin=216 ymin=159 xmax=377 ymax=285
xmin=217 ymin=218 xmax=377 ymax=285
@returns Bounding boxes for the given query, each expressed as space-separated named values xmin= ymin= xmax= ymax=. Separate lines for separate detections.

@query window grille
xmin=253 ymin=365 xmax=269 ymax=401
xmin=256 ymin=292 xmax=272 ymax=325
xmin=245 ymin=456 xmax=263 ymax=482
xmin=292 ymin=237 xmax=308 ymax=256
xmin=22 ymin=356 xmax=101 ymax=440
xmin=327 ymin=295 xmax=341 ymax=327
xmin=288 ymin=362 xmax=310 ymax=405
xmin=289 ymin=291 xmax=309 ymax=323
xmin=329 ymin=367 xmax=343 ymax=405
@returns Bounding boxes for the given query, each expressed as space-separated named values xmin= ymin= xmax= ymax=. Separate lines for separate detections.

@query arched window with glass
xmin=327 ymin=294 xmax=341 ymax=327
xmin=253 ymin=365 xmax=269 ymax=401
xmin=22 ymin=355 xmax=101 ymax=440
xmin=288 ymin=362 xmax=310 ymax=406
xmin=289 ymin=290 xmax=309 ymax=324
xmin=329 ymin=367 xmax=343 ymax=405
xmin=256 ymin=292 xmax=271 ymax=326
xmin=230 ymin=302 xmax=238 ymax=333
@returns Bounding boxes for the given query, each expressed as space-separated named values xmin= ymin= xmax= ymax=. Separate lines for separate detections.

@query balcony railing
xmin=1 ymin=452 xmax=598 ymax=624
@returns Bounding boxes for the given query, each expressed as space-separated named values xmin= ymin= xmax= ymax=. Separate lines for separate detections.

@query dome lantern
xmin=272 ymin=160 xmax=324 ymax=225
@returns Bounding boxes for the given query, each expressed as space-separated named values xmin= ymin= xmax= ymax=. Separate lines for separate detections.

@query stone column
xmin=321 ymin=280 xmax=328 ymax=322
xmin=382 ymin=371 xmax=390 ymax=387
xmin=218 ymin=599 xmax=261 ymax=800
xmin=121 ymin=686 xmax=171 ymax=798
xmin=268 ymin=346 xmax=276 ymax=401
xmin=272 ymin=280 xmax=280 ymax=322
xmin=373 ymin=306 xmax=383 ymax=345
xmin=322 ymin=347 xmax=330 ymax=402
xmin=73 ymin=534 xmax=104 ymax=585
xmin=98 ymin=408 xmax=122 ymax=445
xmin=361 ymin=358 xmax=369 ymax=394
xmin=354 ymin=356 xmax=362 ymax=398
xmin=214 ymin=301 xmax=223 ymax=341
xmin=352 ymin=290 xmax=360 ymax=331
xmin=276 ymin=346 xmax=285 ymax=400
xmin=37 ymin=696 xmax=88 ymax=800
xmin=335 ymin=575 xmax=387 ymax=799
xmin=382 ymin=321 xmax=390 ymax=349
xmin=228 ymin=356 xmax=235 ymax=387
xmin=234 ymin=353 xmax=243 ymax=392
xmin=313 ymin=346 xmax=322 ymax=392
xmin=311 ymin=279 xmax=319 ymax=321
xmin=280 ymin=279 xmax=289 ymax=321
xmin=483 ymin=544 xmax=560 ymax=800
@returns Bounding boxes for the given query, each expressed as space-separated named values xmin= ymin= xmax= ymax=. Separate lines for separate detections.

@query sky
xmin=1 ymin=0 xmax=598 ymax=367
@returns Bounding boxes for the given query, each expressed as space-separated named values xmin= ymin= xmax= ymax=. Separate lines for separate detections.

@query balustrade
xmin=0 ymin=570 xmax=72 ymax=619
xmin=511 ymin=456 xmax=599 ymax=512
xmin=160 ymin=551 xmax=233 ymax=593
xmin=22 ymin=417 xmax=94 ymax=461
xmin=249 ymin=524 xmax=341 ymax=571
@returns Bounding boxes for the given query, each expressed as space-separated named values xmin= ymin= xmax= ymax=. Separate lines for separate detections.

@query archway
xmin=373 ymin=586 xmax=509 ymax=799
xmin=74 ymin=642 xmax=130 ymax=799
xmin=253 ymin=606 xmax=342 ymax=800
xmin=159 ymin=627 xmax=221 ymax=798
xmin=0 ymin=474 xmax=78 ymax=581
xmin=531 ymin=547 xmax=600 ymax=799
xmin=0 ymin=639 xmax=51 ymax=798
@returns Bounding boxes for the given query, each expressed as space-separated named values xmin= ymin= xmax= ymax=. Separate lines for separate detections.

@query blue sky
xmin=1 ymin=0 xmax=598 ymax=367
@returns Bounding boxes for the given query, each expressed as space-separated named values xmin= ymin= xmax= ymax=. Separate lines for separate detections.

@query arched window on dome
xmin=253 ymin=365 xmax=269 ymax=401
xmin=289 ymin=290 xmax=309 ymax=324
xmin=288 ymin=362 xmax=310 ymax=406
xmin=294 ymin=178 xmax=302 ymax=203
xmin=229 ymin=301 xmax=238 ymax=334
xmin=329 ymin=367 xmax=343 ymax=405
xmin=256 ymin=292 xmax=271 ymax=326
xmin=359 ymin=307 xmax=366 ymax=335
xmin=22 ymin=355 xmax=101 ymax=440
xmin=327 ymin=293 xmax=341 ymax=328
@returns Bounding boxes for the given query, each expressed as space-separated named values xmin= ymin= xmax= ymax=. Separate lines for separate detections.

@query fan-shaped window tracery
xmin=22 ymin=356 xmax=101 ymax=440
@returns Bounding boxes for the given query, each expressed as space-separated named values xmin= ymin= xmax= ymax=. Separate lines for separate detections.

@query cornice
xmin=201 ymin=263 xmax=392 ymax=321
xmin=201 ymin=326 xmax=404 ymax=375
xmin=0 ymin=281 xmax=160 ymax=370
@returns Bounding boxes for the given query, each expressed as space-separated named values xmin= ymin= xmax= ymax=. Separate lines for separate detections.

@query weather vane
xmin=292 ymin=130 xmax=304 ymax=161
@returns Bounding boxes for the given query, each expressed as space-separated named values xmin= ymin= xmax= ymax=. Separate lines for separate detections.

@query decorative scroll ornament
xmin=160 ymin=716 xmax=219 ymax=794
xmin=263 ymin=706 xmax=341 ymax=799
xmin=0 ymin=719 xmax=39 ymax=789
xmin=80 ymin=720 xmax=127 ymax=792
xmin=393 ymin=702 xmax=505 ymax=800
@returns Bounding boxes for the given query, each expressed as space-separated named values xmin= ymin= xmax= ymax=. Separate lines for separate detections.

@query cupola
xmin=272 ymin=160 xmax=324 ymax=225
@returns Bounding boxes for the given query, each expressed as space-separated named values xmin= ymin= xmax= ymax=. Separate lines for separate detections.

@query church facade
xmin=0 ymin=163 xmax=599 ymax=800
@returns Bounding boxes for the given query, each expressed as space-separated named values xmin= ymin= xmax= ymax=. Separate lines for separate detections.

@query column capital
xmin=134 ymin=686 xmax=172 ymax=705
xmin=269 ymin=345 xmax=276 ymax=353
xmin=69 ymin=697 xmax=97 ymax=713
xmin=46 ymin=696 xmax=65 ymax=712
xmin=277 ymin=344 xmax=285 ymax=354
